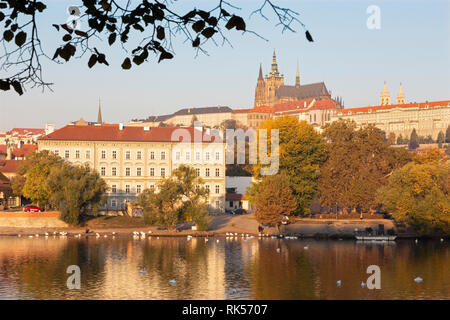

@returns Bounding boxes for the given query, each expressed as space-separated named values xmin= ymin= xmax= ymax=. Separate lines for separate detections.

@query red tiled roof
xmin=39 ymin=124 xmax=222 ymax=143
xmin=274 ymin=98 xmax=338 ymax=115
xmin=337 ymin=100 xmax=450 ymax=115
xmin=273 ymin=98 xmax=316 ymax=113
xmin=0 ymin=172 xmax=10 ymax=184
xmin=0 ymin=160 xmax=21 ymax=174
xmin=7 ymin=128 xmax=45 ymax=135
xmin=226 ymin=193 xmax=247 ymax=201
xmin=12 ymin=144 xmax=38 ymax=158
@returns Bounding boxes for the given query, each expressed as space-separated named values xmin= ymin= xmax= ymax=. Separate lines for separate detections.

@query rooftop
xmin=0 ymin=160 xmax=21 ymax=174
xmin=337 ymin=100 xmax=450 ymax=115
xmin=39 ymin=124 xmax=222 ymax=143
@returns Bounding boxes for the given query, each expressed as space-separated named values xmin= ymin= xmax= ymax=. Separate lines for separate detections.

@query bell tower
xmin=396 ymin=83 xmax=405 ymax=104
xmin=379 ymin=82 xmax=391 ymax=106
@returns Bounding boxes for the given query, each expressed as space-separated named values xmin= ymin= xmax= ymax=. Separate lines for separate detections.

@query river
xmin=0 ymin=236 xmax=447 ymax=299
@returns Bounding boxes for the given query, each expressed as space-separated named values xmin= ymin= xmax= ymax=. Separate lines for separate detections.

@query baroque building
xmin=254 ymin=50 xmax=341 ymax=107
xmin=38 ymin=124 xmax=226 ymax=213
xmin=331 ymin=99 xmax=450 ymax=140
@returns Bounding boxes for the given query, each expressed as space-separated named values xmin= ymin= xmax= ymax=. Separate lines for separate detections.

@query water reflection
xmin=0 ymin=237 xmax=448 ymax=300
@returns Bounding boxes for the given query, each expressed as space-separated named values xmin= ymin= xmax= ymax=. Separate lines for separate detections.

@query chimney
xmin=45 ymin=123 xmax=55 ymax=135
xmin=6 ymin=145 xmax=12 ymax=160
xmin=119 ymin=123 xmax=124 ymax=131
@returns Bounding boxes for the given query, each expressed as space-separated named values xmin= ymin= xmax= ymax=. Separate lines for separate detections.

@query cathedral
xmin=254 ymin=50 xmax=343 ymax=107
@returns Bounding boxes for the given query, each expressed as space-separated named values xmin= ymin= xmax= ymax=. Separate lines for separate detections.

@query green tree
xmin=19 ymin=150 xmax=62 ymax=208
xmin=387 ymin=132 xmax=396 ymax=145
xmin=376 ymin=161 xmax=450 ymax=236
xmin=437 ymin=131 xmax=445 ymax=148
xmin=247 ymin=174 xmax=297 ymax=231
xmin=409 ymin=128 xmax=419 ymax=150
xmin=319 ymin=119 xmax=412 ymax=213
xmin=135 ymin=165 xmax=211 ymax=230
xmin=47 ymin=163 xmax=108 ymax=225
xmin=10 ymin=174 xmax=25 ymax=197
xmin=256 ymin=116 xmax=327 ymax=215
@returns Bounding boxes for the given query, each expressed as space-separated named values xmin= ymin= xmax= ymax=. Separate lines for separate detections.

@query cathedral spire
xmin=97 ymin=98 xmax=103 ymax=124
xmin=396 ymin=82 xmax=405 ymax=104
xmin=295 ymin=60 xmax=300 ymax=87
xmin=270 ymin=49 xmax=279 ymax=77
xmin=258 ymin=63 xmax=263 ymax=81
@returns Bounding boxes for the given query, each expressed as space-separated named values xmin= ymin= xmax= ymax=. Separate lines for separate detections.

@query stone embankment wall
xmin=0 ymin=212 xmax=69 ymax=228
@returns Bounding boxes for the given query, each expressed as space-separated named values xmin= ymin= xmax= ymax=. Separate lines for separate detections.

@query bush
xmin=187 ymin=204 xmax=211 ymax=231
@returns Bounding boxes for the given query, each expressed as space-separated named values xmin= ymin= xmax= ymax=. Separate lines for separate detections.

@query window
xmin=125 ymin=168 xmax=130 ymax=176
xmin=111 ymin=185 xmax=117 ymax=193
xmin=195 ymin=151 xmax=200 ymax=161
xmin=125 ymin=185 xmax=130 ymax=193
xmin=176 ymin=151 xmax=180 ymax=161
xmin=161 ymin=151 xmax=166 ymax=160
xmin=86 ymin=150 xmax=90 ymax=159
xmin=150 ymin=167 xmax=155 ymax=176
xmin=205 ymin=185 xmax=210 ymax=192
xmin=196 ymin=168 xmax=200 ymax=177
xmin=136 ymin=185 xmax=142 ymax=194
xmin=65 ymin=150 xmax=70 ymax=159
xmin=111 ymin=199 xmax=117 ymax=207
xmin=112 ymin=167 xmax=117 ymax=176
xmin=112 ymin=151 xmax=117 ymax=159
xmin=137 ymin=151 xmax=142 ymax=160
xmin=215 ymin=185 xmax=220 ymax=194
xmin=75 ymin=150 xmax=80 ymax=159
xmin=205 ymin=152 xmax=210 ymax=161
xmin=150 ymin=151 xmax=155 ymax=160
xmin=215 ymin=152 xmax=220 ymax=161
xmin=161 ymin=168 xmax=166 ymax=177
xmin=215 ymin=168 xmax=220 ymax=177
xmin=54 ymin=150 xmax=59 ymax=156
xmin=215 ymin=200 xmax=220 ymax=208
xmin=205 ymin=168 xmax=210 ymax=177
xmin=125 ymin=151 xmax=131 ymax=160
xmin=101 ymin=150 xmax=106 ymax=159
xmin=137 ymin=167 xmax=142 ymax=176
xmin=150 ymin=185 xmax=155 ymax=191
xmin=186 ymin=152 xmax=190 ymax=161
xmin=101 ymin=167 xmax=106 ymax=176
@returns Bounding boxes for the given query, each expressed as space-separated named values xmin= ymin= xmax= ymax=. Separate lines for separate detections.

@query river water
xmin=0 ymin=236 xmax=447 ymax=300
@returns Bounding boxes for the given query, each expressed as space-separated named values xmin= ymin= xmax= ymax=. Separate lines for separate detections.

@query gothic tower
xmin=254 ymin=63 xmax=266 ymax=107
xmin=295 ymin=60 xmax=300 ymax=87
xmin=264 ymin=49 xmax=284 ymax=106
xmin=379 ymin=82 xmax=391 ymax=106
xmin=396 ymin=83 xmax=405 ymax=104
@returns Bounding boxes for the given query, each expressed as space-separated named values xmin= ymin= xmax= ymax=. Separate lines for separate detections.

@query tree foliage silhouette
xmin=0 ymin=0 xmax=313 ymax=95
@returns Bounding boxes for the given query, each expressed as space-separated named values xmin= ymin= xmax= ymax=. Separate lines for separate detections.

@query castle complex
xmin=254 ymin=50 xmax=343 ymax=108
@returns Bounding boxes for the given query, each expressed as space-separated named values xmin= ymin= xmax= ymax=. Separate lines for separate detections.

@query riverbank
xmin=0 ymin=212 xmax=424 ymax=238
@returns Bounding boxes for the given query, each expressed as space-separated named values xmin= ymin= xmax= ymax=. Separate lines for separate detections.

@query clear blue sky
xmin=1 ymin=0 xmax=449 ymax=131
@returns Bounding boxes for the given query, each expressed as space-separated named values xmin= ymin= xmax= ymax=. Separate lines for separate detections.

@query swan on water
xmin=336 ymin=280 xmax=342 ymax=287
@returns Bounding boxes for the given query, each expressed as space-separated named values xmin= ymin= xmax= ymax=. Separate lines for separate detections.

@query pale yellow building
xmin=331 ymin=99 xmax=450 ymax=140
xmin=38 ymin=123 xmax=226 ymax=213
